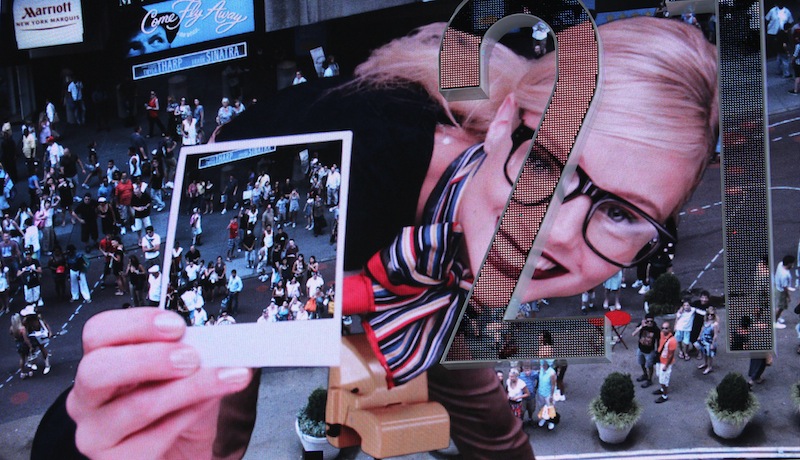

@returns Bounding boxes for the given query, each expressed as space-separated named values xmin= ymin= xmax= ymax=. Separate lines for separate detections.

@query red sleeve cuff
xmin=342 ymin=274 xmax=376 ymax=315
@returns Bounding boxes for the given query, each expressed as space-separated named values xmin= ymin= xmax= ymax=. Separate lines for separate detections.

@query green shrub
xmin=706 ymin=373 xmax=759 ymax=424
xmin=600 ymin=372 xmax=635 ymax=414
xmin=716 ymin=373 xmax=749 ymax=412
xmin=645 ymin=273 xmax=681 ymax=316
xmin=297 ymin=387 xmax=328 ymax=437
xmin=589 ymin=372 xmax=642 ymax=429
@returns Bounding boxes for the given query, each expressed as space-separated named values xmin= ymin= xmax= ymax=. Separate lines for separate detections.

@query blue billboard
xmin=116 ymin=0 xmax=255 ymax=58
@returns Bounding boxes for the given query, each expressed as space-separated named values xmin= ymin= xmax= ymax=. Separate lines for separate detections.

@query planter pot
xmin=595 ymin=421 xmax=634 ymax=444
xmin=295 ymin=419 xmax=340 ymax=460
xmin=707 ymin=408 xmax=750 ymax=439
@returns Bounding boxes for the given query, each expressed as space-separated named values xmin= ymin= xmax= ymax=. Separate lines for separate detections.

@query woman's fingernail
xmin=170 ymin=348 xmax=200 ymax=370
xmin=217 ymin=368 xmax=250 ymax=385
xmin=154 ymin=313 xmax=185 ymax=334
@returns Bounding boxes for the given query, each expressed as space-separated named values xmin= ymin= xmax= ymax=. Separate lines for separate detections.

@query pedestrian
xmin=10 ymin=313 xmax=34 ymax=378
xmin=506 ymin=368 xmax=530 ymax=420
xmin=181 ymin=112 xmax=198 ymax=146
xmin=216 ymin=97 xmax=234 ymax=126
xmin=20 ymin=305 xmax=52 ymax=375
xmin=312 ymin=195 xmax=327 ymax=237
xmin=536 ymin=359 xmax=557 ymax=430
xmin=226 ymin=217 xmax=238 ymax=261
xmin=602 ymin=269 xmax=623 ymax=310
xmin=81 ymin=142 xmax=102 ymax=189
xmin=0 ymin=263 xmax=9 ymax=314
xmin=221 ymin=174 xmax=238 ymax=214
xmin=226 ymin=269 xmax=242 ymax=315
xmin=140 ymin=225 xmax=162 ymax=268
xmin=654 ymin=321 xmax=677 ymax=403
xmin=147 ymin=265 xmax=162 ymax=306
xmin=519 ymin=362 xmax=538 ymax=425
xmin=71 ymin=193 xmax=99 ymax=253
xmin=242 ymin=230 xmax=256 ymax=269
xmin=694 ymin=306 xmax=720 ymax=375
xmin=46 ymin=246 xmax=68 ymax=301
xmin=193 ymin=99 xmax=205 ymax=143
xmin=126 ymin=255 xmax=146 ymax=307
xmin=674 ymin=300 xmax=696 ymax=361
xmin=18 ymin=248 xmax=43 ymax=307
xmin=632 ymin=312 xmax=660 ymax=388
xmin=66 ymin=244 xmax=91 ymax=303
xmin=190 ymin=207 xmax=202 ymax=246
xmin=144 ymin=91 xmax=166 ymax=138
xmin=774 ymin=255 xmax=795 ymax=328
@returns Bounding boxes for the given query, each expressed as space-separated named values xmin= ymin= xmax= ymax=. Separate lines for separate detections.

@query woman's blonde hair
xmin=350 ymin=17 xmax=718 ymax=178
xmin=590 ymin=17 xmax=718 ymax=190
xmin=350 ymin=22 xmax=541 ymax=136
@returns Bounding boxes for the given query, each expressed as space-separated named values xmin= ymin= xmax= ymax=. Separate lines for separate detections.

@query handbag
xmin=538 ymin=404 xmax=556 ymax=420
xmin=793 ymin=302 xmax=800 ymax=314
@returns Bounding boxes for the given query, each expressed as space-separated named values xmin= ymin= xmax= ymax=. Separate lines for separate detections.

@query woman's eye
xmin=601 ymin=203 xmax=637 ymax=224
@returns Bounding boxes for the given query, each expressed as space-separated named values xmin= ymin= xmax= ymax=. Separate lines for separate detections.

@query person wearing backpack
xmin=66 ymin=244 xmax=91 ymax=303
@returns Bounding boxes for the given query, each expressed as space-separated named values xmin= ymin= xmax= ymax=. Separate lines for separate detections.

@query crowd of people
xmin=168 ymin=153 xmax=340 ymax=327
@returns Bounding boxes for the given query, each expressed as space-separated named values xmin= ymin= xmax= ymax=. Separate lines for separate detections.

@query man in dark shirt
xmin=185 ymin=244 xmax=201 ymax=265
xmin=59 ymin=148 xmax=84 ymax=190
xmin=689 ymin=290 xmax=713 ymax=350
xmin=221 ymin=175 xmax=238 ymax=214
xmin=18 ymin=249 xmax=43 ymax=306
xmin=631 ymin=312 xmax=660 ymax=388
xmin=130 ymin=126 xmax=149 ymax=161
xmin=71 ymin=193 xmax=98 ymax=253
xmin=130 ymin=184 xmax=152 ymax=239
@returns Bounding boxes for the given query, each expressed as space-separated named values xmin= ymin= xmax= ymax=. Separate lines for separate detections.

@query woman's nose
xmin=540 ymin=195 xmax=588 ymax=250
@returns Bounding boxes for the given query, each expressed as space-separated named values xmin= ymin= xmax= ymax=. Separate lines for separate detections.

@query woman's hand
xmin=66 ymin=308 xmax=253 ymax=459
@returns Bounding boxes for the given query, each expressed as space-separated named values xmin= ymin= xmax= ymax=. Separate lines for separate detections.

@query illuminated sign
xmin=197 ymin=145 xmax=276 ymax=169
xmin=13 ymin=0 xmax=84 ymax=50
xmin=131 ymin=41 xmax=247 ymax=80
xmin=119 ymin=0 xmax=255 ymax=58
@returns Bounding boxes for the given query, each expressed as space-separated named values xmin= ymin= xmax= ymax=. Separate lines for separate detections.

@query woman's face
xmin=459 ymin=94 xmax=703 ymax=302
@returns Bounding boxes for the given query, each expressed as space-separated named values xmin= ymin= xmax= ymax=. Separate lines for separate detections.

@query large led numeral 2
xmin=439 ymin=0 xmax=602 ymax=365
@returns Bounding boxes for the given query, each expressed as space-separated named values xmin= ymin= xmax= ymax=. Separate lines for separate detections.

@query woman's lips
xmin=483 ymin=233 xmax=567 ymax=282
xmin=532 ymin=253 xmax=567 ymax=280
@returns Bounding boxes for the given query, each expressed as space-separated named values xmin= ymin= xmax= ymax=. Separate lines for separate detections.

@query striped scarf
xmin=343 ymin=143 xmax=484 ymax=386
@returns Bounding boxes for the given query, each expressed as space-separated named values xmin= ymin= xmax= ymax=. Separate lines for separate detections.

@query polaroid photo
xmin=161 ymin=132 xmax=352 ymax=368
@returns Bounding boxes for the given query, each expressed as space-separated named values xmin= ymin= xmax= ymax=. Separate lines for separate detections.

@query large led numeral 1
xmin=438 ymin=0 xmax=602 ymax=365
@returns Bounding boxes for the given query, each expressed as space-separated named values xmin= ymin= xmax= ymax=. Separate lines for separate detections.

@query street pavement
xmin=2 ymin=57 xmax=800 ymax=460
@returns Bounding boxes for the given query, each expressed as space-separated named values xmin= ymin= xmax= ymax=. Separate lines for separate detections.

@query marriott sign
xmin=13 ymin=0 xmax=85 ymax=50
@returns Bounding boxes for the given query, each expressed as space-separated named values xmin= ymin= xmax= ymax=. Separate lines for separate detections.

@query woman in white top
xmin=506 ymin=368 xmax=530 ymax=419
xmin=182 ymin=113 xmax=198 ymax=146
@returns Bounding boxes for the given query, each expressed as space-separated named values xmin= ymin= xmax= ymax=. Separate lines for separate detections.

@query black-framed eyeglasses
xmin=565 ymin=166 xmax=677 ymax=268
xmin=504 ymin=122 xmax=538 ymax=186
xmin=501 ymin=121 xmax=676 ymax=268
xmin=503 ymin=122 xmax=564 ymax=208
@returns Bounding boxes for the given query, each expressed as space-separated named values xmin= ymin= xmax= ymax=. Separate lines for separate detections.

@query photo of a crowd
xmin=164 ymin=136 xmax=345 ymax=327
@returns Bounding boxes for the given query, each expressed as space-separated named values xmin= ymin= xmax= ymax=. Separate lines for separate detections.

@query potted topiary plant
xmin=644 ymin=273 xmax=682 ymax=317
xmin=589 ymin=372 xmax=642 ymax=444
xmin=706 ymin=372 xmax=759 ymax=439
xmin=295 ymin=387 xmax=340 ymax=459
